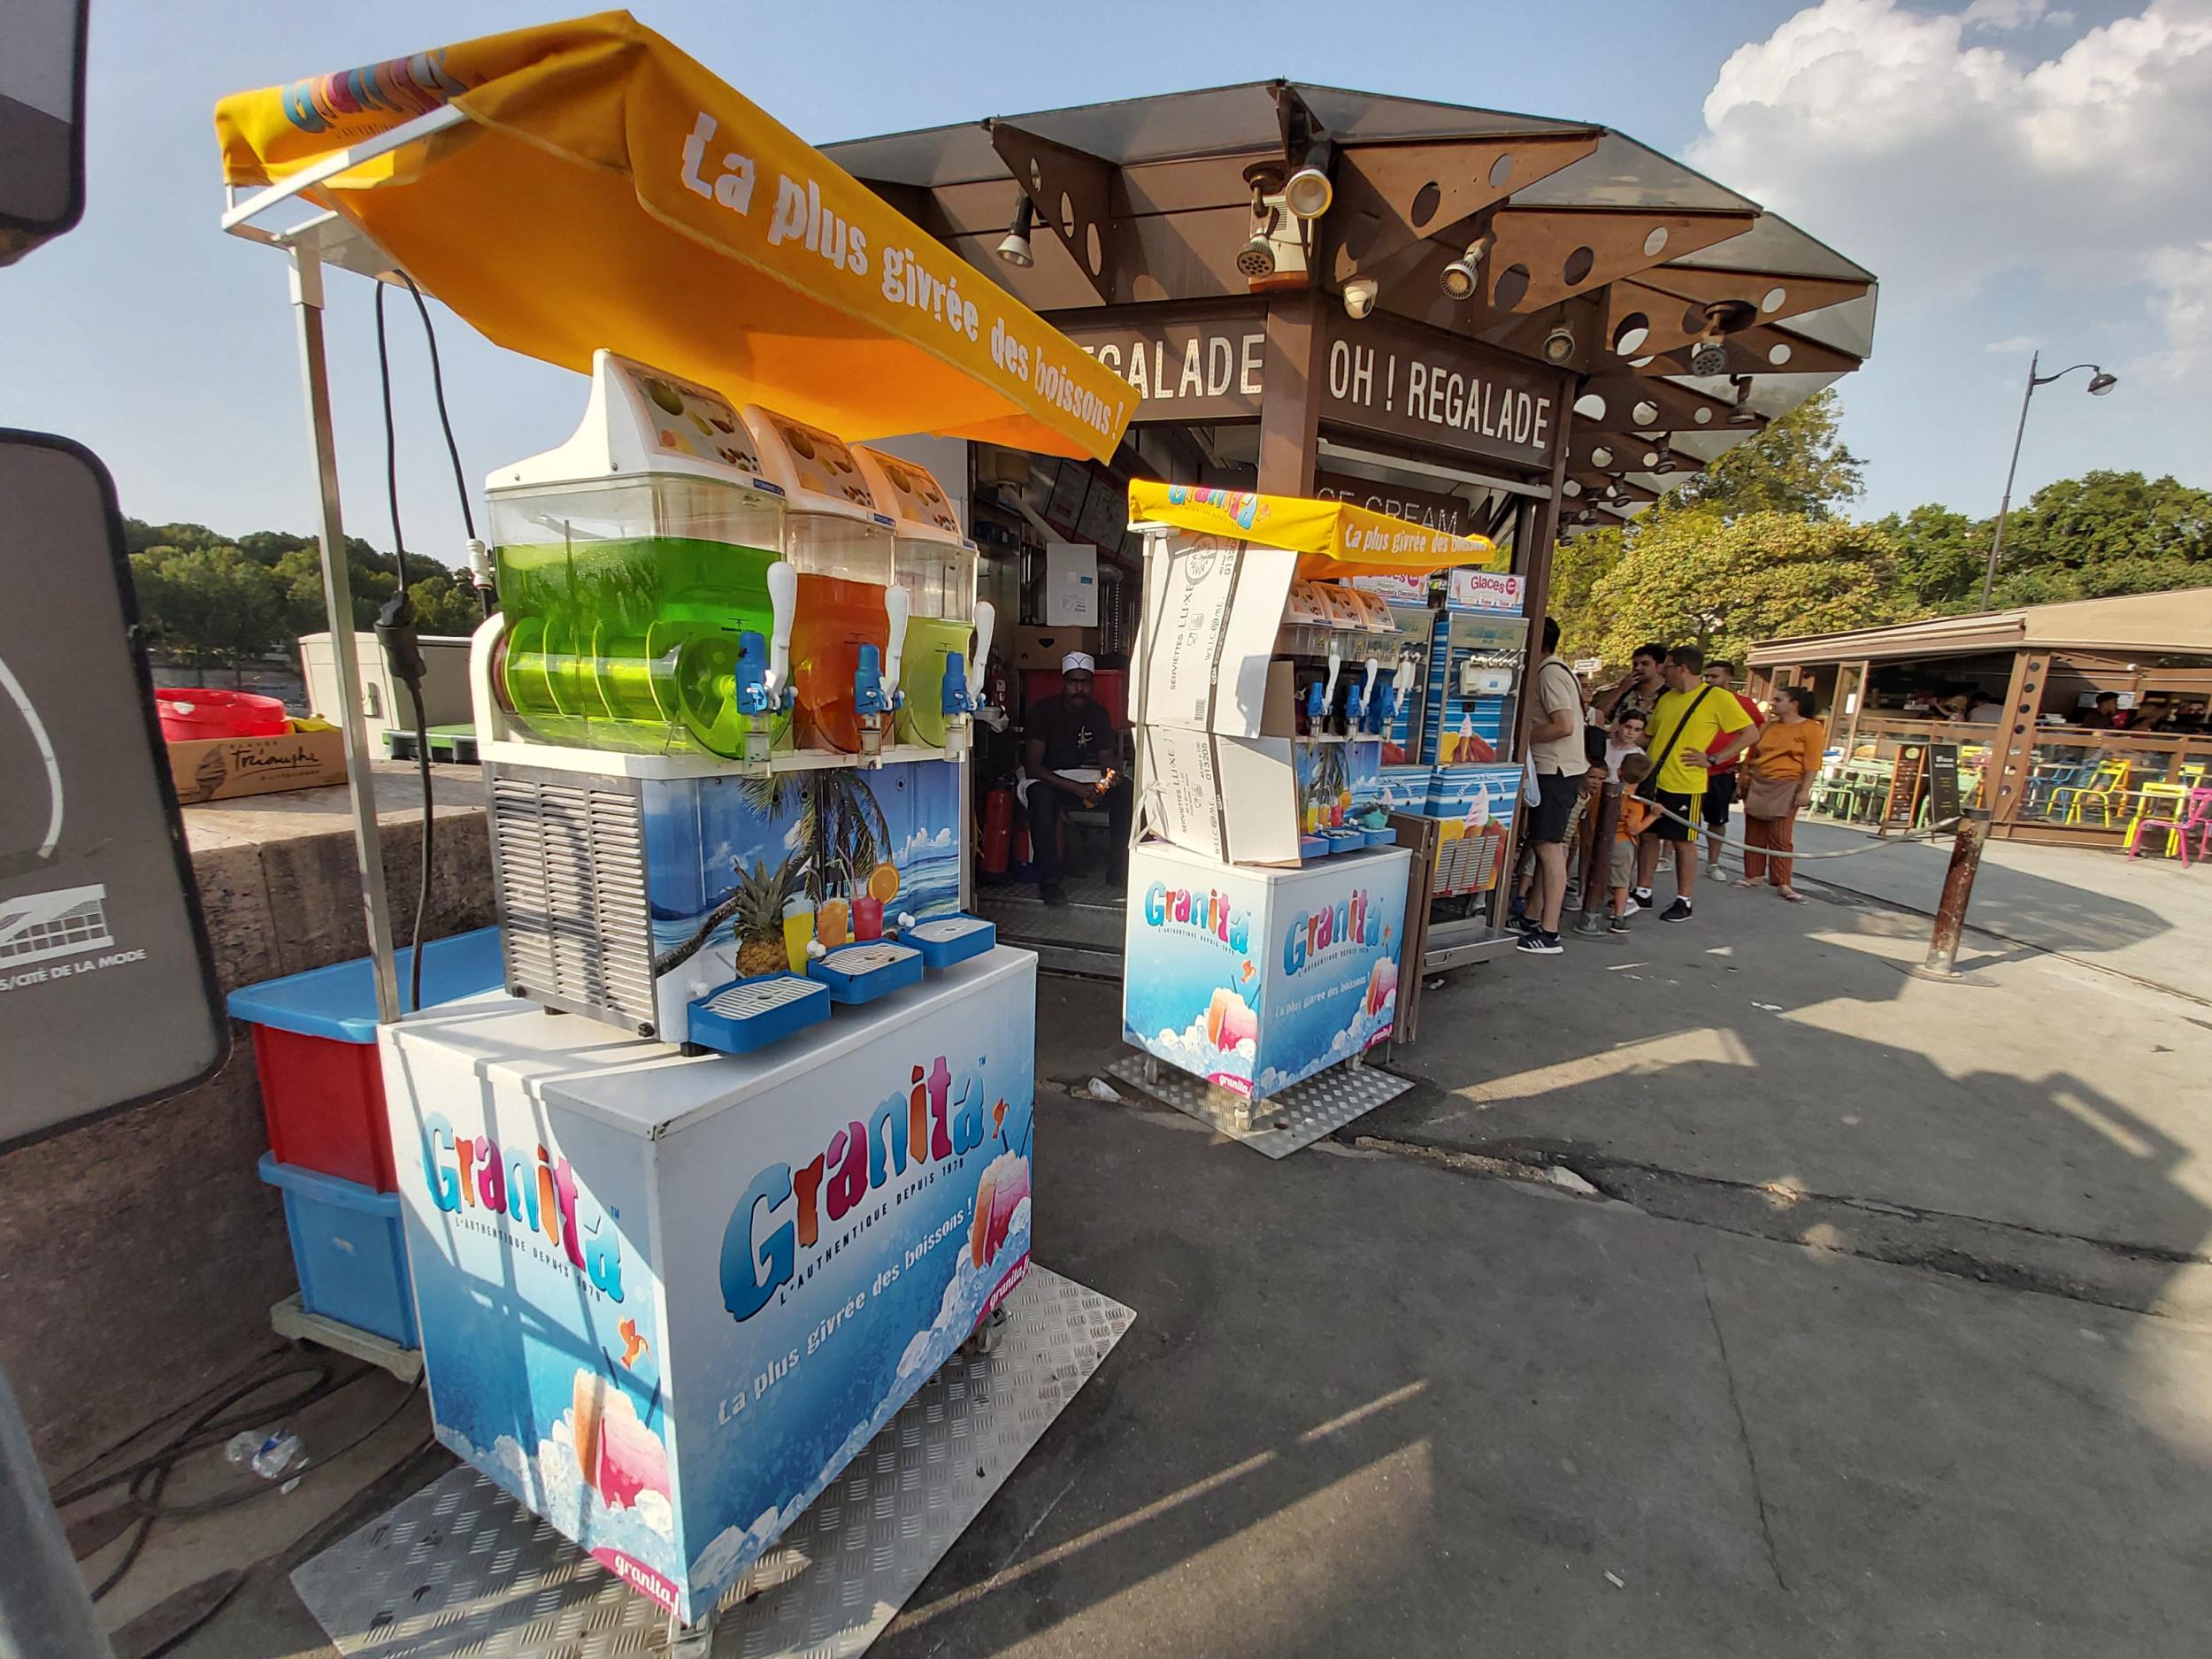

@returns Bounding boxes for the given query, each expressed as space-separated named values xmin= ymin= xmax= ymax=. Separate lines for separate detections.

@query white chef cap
xmin=1062 ymin=652 xmax=1096 ymax=673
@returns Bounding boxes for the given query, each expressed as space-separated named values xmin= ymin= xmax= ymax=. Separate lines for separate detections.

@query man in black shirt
xmin=1022 ymin=654 xmax=1130 ymax=906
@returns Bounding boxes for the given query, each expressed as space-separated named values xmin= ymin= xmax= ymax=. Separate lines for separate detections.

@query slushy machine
xmin=472 ymin=350 xmax=1001 ymax=1055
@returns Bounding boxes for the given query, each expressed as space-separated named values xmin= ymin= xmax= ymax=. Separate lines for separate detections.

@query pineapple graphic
xmin=731 ymin=856 xmax=802 ymax=979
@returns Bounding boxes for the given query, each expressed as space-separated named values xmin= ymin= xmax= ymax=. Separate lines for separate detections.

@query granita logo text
xmin=420 ymin=1115 xmax=624 ymax=1301
xmin=1282 ymin=887 xmax=1377 ymax=973
xmin=1142 ymin=882 xmax=1249 ymax=952
xmin=721 ymin=1054 xmax=987 ymax=1323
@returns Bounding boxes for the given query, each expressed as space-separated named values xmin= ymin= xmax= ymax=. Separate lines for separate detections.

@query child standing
xmin=1610 ymin=752 xmax=1656 ymax=933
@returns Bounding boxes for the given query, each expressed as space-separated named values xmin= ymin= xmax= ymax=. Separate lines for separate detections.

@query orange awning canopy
xmin=215 ymin=12 xmax=1132 ymax=460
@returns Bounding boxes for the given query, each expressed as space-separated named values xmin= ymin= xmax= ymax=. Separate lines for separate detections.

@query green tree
xmin=1877 ymin=503 xmax=1989 ymax=612
xmin=129 ymin=543 xmax=290 ymax=664
xmin=124 ymin=516 xmax=483 ymax=658
xmin=1666 ymin=388 xmax=1864 ymax=520
xmin=1590 ymin=510 xmax=1907 ymax=669
xmin=1987 ymin=471 xmax=2212 ymax=604
xmin=1546 ymin=520 xmax=1626 ymax=665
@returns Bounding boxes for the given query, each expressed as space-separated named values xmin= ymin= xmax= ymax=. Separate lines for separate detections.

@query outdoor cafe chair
xmin=2026 ymin=757 xmax=2096 ymax=817
xmin=2125 ymin=786 xmax=2212 ymax=866
xmin=2054 ymin=759 xmax=2131 ymax=827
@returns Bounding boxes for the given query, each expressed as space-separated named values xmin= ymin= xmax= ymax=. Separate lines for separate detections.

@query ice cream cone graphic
xmin=1365 ymin=956 xmax=1398 ymax=1018
xmin=970 ymin=1149 xmax=1031 ymax=1267
xmin=572 ymin=1367 xmax=669 ymax=1510
xmin=1204 ymin=986 xmax=1256 ymax=1051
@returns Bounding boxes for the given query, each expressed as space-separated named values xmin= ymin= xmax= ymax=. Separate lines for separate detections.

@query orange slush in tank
xmin=741 ymin=406 xmax=893 ymax=753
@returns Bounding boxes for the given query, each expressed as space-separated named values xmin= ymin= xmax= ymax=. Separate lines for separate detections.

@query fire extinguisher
xmin=981 ymin=785 xmax=1014 ymax=875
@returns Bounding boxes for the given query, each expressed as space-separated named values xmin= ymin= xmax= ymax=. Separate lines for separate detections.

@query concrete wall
xmin=0 ymin=766 xmax=493 ymax=1478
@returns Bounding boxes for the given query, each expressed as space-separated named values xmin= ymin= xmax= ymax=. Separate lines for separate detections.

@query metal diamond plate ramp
xmin=1103 ymin=1051 xmax=1411 ymax=1159
xmin=291 ymin=1266 xmax=1132 ymax=1658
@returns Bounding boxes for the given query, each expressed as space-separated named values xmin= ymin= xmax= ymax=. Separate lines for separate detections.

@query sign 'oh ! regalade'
xmin=1321 ymin=313 xmax=1567 ymax=472
xmin=212 ymin=14 xmax=1133 ymax=461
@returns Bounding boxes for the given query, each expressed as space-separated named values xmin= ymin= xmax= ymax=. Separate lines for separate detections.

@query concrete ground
xmin=100 ymin=879 xmax=2212 ymax=1657
xmin=1790 ymin=814 xmax=2209 ymax=1001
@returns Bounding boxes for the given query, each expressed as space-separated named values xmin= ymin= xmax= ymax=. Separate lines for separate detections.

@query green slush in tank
xmin=485 ymin=352 xmax=792 ymax=758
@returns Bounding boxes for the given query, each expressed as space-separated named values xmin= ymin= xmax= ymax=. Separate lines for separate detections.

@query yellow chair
xmin=2056 ymin=760 xmax=2131 ymax=826
xmin=2125 ymin=764 xmax=2209 ymax=851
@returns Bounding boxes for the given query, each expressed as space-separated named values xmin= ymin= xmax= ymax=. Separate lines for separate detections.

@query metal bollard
xmin=1917 ymin=808 xmax=1990 ymax=978
xmin=1573 ymin=779 xmax=1623 ymax=937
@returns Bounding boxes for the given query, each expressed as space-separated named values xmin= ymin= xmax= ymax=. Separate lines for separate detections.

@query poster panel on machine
xmin=662 ymin=960 xmax=1035 ymax=1615
xmin=1123 ymin=844 xmax=1408 ymax=1100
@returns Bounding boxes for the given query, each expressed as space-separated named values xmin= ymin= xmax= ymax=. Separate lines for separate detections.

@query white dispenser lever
xmin=765 ymin=561 xmax=797 ymax=700
xmin=882 ymin=585 xmax=910 ymax=706
xmin=1323 ymin=640 xmax=1344 ymax=716
xmin=971 ymin=599 xmax=996 ymax=696
xmin=1361 ymin=656 xmax=1380 ymax=711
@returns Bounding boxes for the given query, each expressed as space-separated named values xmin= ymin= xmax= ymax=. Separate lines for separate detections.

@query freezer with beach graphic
xmin=382 ymin=948 xmax=1036 ymax=1625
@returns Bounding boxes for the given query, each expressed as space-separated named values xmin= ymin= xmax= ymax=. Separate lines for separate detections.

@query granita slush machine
xmin=474 ymin=350 xmax=998 ymax=1061
xmin=487 ymin=350 xmax=794 ymax=763
xmin=736 ymin=407 xmax=899 ymax=758
xmin=852 ymin=445 xmax=991 ymax=757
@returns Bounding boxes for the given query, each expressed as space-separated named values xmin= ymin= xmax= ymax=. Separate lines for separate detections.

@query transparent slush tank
xmin=894 ymin=537 xmax=977 ymax=748
xmin=784 ymin=511 xmax=894 ymax=752
xmin=491 ymin=473 xmax=790 ymax=757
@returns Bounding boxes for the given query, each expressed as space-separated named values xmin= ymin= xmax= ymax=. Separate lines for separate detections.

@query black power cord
xmin=398 ymin=273 xmax=493 ymax=619
xmin=373 ymin=280 xmax=436 ymax=1015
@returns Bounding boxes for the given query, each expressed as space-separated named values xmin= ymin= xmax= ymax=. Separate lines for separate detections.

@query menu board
xmin=1882 ymin=742 xmax=1928 ymax=833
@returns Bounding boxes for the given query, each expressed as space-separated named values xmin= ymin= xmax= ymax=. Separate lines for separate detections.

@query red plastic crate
xmin=250 ymin=1024 xmax=396 ymax=1191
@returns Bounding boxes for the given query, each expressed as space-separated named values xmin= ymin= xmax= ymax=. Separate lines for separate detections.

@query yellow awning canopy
xmin=1127 ymin=480 xmax=1504 ymax=578
xmin=214 ymin=12 xmax=1133 ymax=461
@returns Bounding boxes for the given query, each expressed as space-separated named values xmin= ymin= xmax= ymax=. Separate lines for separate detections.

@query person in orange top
xmin=1608 ymin=752 xmax=1657 ymax=933
xmin=1740 ymin=686 xmax=1826 ymax=902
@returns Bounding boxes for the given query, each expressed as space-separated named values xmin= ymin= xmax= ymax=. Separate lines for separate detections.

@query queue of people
xmin=1514 ymin=627 xmax=1827 ymax=955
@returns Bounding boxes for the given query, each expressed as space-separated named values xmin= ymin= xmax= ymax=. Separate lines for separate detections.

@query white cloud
xmin=1692 ymin=0 xmax=2212 ymax=368
xmin=1984 ymin=334 xmax=2039 ymax=356
xmin=1963 ymin=0 xmax=2070 ymax=31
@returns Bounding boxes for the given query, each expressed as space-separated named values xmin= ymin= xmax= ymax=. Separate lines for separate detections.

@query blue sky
xmin=4 ymin=0 xmax=2204 ymax=557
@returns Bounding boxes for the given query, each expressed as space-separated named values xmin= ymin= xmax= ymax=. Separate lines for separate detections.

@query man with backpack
xmin=1515 ymin=618 xmax=1588 ymax=956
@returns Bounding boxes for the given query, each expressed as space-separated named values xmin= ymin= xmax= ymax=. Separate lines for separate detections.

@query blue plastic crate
xmin=227 ymin=926 xmax=507 ymax=1041
xmin=257 ymin=1154 xmax=418 ymax=1348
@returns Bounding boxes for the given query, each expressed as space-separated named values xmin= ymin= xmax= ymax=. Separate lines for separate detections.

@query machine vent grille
xmin=490 ymin=773 xmax=657 ymax=1033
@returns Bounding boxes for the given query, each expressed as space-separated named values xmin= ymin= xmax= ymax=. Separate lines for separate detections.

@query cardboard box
xmin=1141 ymin=729 xmax=1386 ymax=867
xmin=169 ymin=726 xmax=347 ymax=805
xmin=1015 ymin=625 xmax=1102 ymax=671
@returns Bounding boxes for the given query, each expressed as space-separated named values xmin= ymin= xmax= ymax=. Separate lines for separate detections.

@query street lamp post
xmin=1980 ymin=350 xmax=2118 ymax=611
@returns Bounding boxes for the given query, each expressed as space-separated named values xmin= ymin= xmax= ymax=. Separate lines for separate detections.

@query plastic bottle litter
xmin=249 ymin=1429 xmax=303 ymax=1480
xmin=1085 ymin=1077 xmax=1124 ymax=1102
xmin=223 ymin=1430 xmax=265 ymax=1465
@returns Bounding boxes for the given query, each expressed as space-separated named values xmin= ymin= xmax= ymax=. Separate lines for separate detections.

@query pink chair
xmin=2127 ymin=786 xmax=2212 ymax=866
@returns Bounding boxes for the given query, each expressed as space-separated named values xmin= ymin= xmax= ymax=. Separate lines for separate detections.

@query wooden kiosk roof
xmin=1748 ymin=588 xmax=2212 ymax=668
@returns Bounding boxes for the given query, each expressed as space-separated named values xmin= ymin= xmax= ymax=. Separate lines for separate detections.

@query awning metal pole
xmin=289 ymin=248 xmax=401 ymax=1024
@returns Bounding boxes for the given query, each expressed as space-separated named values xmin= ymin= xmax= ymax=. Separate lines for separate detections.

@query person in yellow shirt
xmin=1632 ymin=646 xmax=1756 ymax=922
